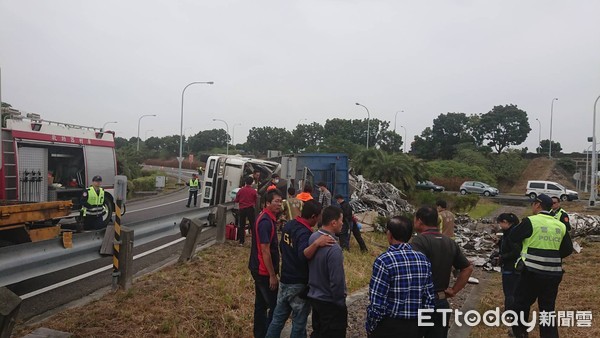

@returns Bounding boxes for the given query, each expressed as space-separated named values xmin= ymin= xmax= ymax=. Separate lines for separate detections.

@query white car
xmin=526 ymin=180 xmax=578 ymax=201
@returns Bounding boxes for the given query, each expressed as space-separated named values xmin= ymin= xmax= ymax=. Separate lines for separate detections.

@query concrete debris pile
xmin=569 ymin=213 xmax=600 ymax=239
xmin=348 ymin=173 xmax=414 ymax=219
xmin=454 ymin=222 xmax=501 ymax=272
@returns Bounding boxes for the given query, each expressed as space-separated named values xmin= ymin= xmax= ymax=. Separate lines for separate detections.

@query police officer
xmin=509 ymin=194 xmax=573 ymax=338
xmin=185 ymin=173 xmax=200 ymax=207
xmin=81 ymin=175 xmax=106 ymax=230
xmin=550 ymin=196 xmax=571 ymax=231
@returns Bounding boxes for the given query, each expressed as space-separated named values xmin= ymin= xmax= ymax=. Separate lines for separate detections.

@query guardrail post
xmin=112 ymin=197 xmax=124 ymax=290
xmin=0 ymin=287 xmax=21 ymax=338
xmin=117 ymin=226 xmax=134 ymax=290
xmin=215 ymin=204 xmax=227 ymax=244
xmin=179 ymin=218 xmax=205 ymax=262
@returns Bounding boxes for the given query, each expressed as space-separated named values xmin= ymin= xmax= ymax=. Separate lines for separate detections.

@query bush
xmin=132 ymin=176 xmax=156 ymax=191
xmin=427 ymin=160 xmax=497 ymax=186
xmin=556 ymin=158 xmax=576 ymax=174
xmin=452 ymin=195 xmax=480 ymax=212
xmin=407 ymin=191 xmax=479 ymax=213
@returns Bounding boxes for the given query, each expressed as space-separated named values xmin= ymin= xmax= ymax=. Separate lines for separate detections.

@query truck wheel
xmin=102 ymin=199 xmax=114 ymax=226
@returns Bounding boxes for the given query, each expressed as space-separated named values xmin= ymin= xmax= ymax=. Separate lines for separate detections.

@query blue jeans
xmin=265 ymin=283 xmax=310 ymax=338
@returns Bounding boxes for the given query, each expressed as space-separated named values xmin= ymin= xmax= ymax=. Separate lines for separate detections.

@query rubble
xmin=569 ymin=213 xmax=600 ymax=238
xmin=348 ymin=173 xmax=414 ymax=223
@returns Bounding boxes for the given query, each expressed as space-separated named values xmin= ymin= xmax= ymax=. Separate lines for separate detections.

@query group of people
xmin=496 ymin=194 xmax=573 ymax=338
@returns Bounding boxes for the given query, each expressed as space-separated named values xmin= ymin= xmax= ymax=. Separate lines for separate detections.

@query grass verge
xmin=15 ymin=232 xmax=388 ymax=338
xmin=469 ymin=241 xmax=600 ymax=337
xmin=467 ymin=199 xmax=501 ymax=219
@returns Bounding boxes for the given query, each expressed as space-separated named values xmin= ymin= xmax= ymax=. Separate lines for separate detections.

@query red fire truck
xmin=0 ymin=107 xmax=121 ymax=245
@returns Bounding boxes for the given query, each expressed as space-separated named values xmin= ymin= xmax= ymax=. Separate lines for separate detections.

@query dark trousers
xmin=419 ymin=298 xmax=449 ymax=338
xmin=502 ymin=272 xmax=520 ymax=311
xmin=339 ymin=222 xmax=350 ymax=250
xmin=238 ymin=207 xmax=256 ymax=244
xmin=309 ymin=298 xmax=347 ymax=338
xmin=350 ymin=221 xmax=368 ymax=252
xmin=186 ymin=190 xmax=198 ymax=207
xmin=369 ymin=317 xmax=419 ymax=338
xmin=252 ymin=271 xmax=278 ymax=338
xmin=83 ymin=215 xmax=104 ymax=230
xmin=512 ymin=269 xmax=562 ymax=338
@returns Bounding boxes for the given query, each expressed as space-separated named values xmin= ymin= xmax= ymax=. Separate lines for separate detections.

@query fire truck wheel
xmin=102 ymin=199 xmax=114 ymax=226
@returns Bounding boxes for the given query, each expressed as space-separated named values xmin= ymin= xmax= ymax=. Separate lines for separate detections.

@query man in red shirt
xmin=235 ymin=176 xmax=258 ymax=245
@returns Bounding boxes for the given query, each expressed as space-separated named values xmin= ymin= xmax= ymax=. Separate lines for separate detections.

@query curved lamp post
xmin=212 ymin=118 xmax=230 ymax=155
xmin=355 ymin=102 xmax=371 ymax=149
xmin=232 ymin=123 xmax=241 ymax=146
xmin=102 ymin=121 xmax=117 ymax=132
xmin=178 ymin=81 xmax=214 ymax=184
xmin=400 ymin=125 xmax=407 ymax=153
xmin=590 ymin=94 xmax=600 ymax=206
xmin=549 ymin=98 xmax=558 ymax=158
xmin=535 ymin=118 xmax=541 ymax=152
xmin=137 ymin=114 xmax=156 ymax=151
xmin=394 ymin=110 xmax=403 ymax=133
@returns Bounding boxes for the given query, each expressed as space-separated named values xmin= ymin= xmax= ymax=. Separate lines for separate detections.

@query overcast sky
xmin=1 ymin=1 xmax=599 ymax=153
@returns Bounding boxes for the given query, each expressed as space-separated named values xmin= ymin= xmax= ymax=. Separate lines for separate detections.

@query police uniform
xmin=81 ymin=175 xmax=106 ymax=230
xmin=509 ymin=194 xmax=573 ymax=338
xmin=186 ymin=175 xmax=200 ymax=207
xmin=552 ymin=207 xmax=571 ymax=231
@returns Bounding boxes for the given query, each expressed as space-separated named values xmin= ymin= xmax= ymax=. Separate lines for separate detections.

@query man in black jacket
xmin=335 ymin=194 xmax=367 ymax=252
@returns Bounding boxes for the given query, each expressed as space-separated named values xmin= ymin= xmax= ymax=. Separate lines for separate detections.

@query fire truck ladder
xmin=2 ymin=130 xmax=17 ymax=200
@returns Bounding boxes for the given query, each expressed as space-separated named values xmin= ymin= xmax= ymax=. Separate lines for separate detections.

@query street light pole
xmin=549 ymin=98 xmax=558 ymax=158
xmin=213 ymin=118 xmax=230 ymax=155
xmin=355 ymin=103 xmax=370 ymax=149
xmin=400 ymin=125 xmax=407 ymax=153
xmin=394 ymin=110 xmax=403 ymax=133
xmin=590 ymin=94 xmax=600 ymax=206
xmin=178 ymin=81 xmax=214 ymax=184
xmin=232 ymin=123 xmax=241 ymax=146
xmin=137 ymin=114 xmax=156 ymax=152
xmin=102 ymin=121 xmax=118 ymax=132
xmin=535 ymin=118 xmax=541 ymax=152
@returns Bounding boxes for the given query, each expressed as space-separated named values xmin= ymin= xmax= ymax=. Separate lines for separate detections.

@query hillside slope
xmin=508 ymin=157 xmax=576 ymax=194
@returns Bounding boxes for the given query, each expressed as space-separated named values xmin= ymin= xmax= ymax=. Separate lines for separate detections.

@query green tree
xmin=289 ymin=122 xmax=325 ymax=152
xmin=378 ymin=130 xmax=404 ymax=153
xmin=352 ymin=149 xmax=428 ymax=190
xmin=246 ymin=127 xmax=292 ymax=155
xmin=538 ymin=139 xmax=562 ymax=156
xmin=477 ymin=104 xmax=531 ymax=153
xmin=412 ymin=113 xmax=474 ymax=160
xmin=188 ymin=129 xmax=229 ymax=151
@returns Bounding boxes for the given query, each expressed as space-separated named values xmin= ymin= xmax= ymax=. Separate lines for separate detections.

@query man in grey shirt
xmin=307 ymin=205 xmax=347 ymax=337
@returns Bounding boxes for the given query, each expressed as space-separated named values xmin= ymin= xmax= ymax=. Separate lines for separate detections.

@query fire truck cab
xmin=0 ymin=107 xmax=121 ymax=244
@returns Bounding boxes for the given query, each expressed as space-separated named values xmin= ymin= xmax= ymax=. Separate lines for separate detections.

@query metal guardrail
xmin=0 ymin=203 xmax=232 ymax=287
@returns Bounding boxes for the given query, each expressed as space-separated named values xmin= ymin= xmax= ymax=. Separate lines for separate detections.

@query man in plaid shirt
xmin=366 ymin=216 xmax=435 ymax=337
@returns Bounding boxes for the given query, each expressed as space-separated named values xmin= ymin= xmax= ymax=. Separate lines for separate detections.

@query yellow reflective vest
xmin=189 ymin=179 xmax=199 ymax=192
xmin=82 ymin=186 xmax=105 ymax=217
xmin=517 ymin=213 xmax=566 ymax=275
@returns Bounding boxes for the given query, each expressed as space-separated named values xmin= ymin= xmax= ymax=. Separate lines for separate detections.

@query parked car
xmin=416 ymin=180 xmax=445 ymax=192
xmin=459 ymin=181 xmax=499 ymax=196
xmin=526 ymin=180 xmax=578 ymax=201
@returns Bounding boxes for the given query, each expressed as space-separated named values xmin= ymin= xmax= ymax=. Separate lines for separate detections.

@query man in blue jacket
xmin=266 ymin=200 xmax=335 ymax=338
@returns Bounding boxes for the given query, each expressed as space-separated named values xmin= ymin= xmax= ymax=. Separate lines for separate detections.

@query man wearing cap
xmin=550 ymin=196 xmax=571 ymax=232
xmin=410 ymin=206 xmax=473 ymax=338
xmin=509 ymin=194 xmax=573 ymax=338
xmin=81 ymin=175 xmax=106 ymax=230
xmin=185 ymin=173 xmax=200 ymax=208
